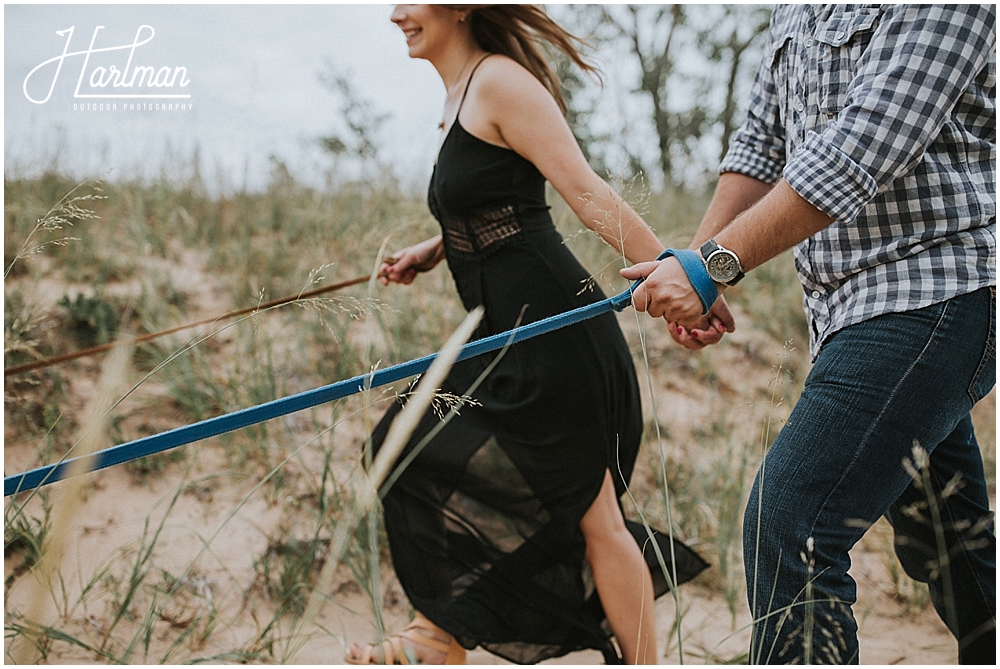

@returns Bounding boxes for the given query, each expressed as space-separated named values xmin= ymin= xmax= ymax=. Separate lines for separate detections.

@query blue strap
xmin=6 ymin=285 xmax=643 ymax=497
xmin=656 ymin=248 xmax=718 ymax=315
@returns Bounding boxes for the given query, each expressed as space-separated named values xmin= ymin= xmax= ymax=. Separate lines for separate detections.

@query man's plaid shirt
xmin=719 ymin=4 xmax=995 ymax=358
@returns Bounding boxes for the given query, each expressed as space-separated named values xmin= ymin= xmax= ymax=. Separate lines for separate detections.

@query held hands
xmin=620 ymin=258 xmax=735 ymax=350
xmin=379 ymin=237 xmax=445 ymax=286
xmin=666 ymin=303 xmax=733 ymax=349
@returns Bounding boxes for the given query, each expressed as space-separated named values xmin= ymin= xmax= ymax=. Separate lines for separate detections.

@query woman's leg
xmin=580 ymin=470 xmax=657 ymax=664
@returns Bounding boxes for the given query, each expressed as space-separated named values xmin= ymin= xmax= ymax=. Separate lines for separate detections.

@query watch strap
xmin=699 ymin=238 xmax=719 ymax=258
xmin=656 ymin=248 xmax=718 ymax=315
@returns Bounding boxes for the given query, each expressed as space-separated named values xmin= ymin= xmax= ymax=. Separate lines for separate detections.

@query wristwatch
xmin=699 ymin=238 xmax=745 ymax=286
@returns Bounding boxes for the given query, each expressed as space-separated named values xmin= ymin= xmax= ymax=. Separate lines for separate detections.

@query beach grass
xmin=4 ymin=170 xmax=993 ymax=663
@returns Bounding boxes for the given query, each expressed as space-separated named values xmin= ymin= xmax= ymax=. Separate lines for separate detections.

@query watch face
xmin=706 ymin=251 xmax=739 ymax=283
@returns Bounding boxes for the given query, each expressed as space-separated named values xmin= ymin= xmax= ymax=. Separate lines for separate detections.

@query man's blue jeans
xmin=744 ymin=287 xmax=996 ymax=664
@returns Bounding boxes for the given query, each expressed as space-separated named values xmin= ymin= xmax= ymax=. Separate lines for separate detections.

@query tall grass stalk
xmin=4 ymin=180 xmax=105 ymax=280
xmin=631 ymin=310 xmax=692 ymax=660
xmin=358 ymin=240 xmax=394 ymax=656
xmin=800 ymin=537 xmax=815 ymax=664
xmin=9 ymin=341 xmax=131 ymax=663
xmin=283 ymin=307 xmax=482 ymax=662
xmin=715 ymin=416 xmax=755 ymax=623
xmin=588 ymin=173 xmax=692 ymax=662
xmin=902 ymin=442 xmax=959 ymax=638
xmin=748 ymin=347 xmax=793 ymax=664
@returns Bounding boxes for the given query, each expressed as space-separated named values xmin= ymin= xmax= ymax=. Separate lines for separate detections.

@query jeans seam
xmin=805 ymin=300 xmax=953 ymax=543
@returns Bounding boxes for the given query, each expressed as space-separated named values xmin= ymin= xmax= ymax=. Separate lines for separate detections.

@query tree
xmin=318 ymin=61 xmax=390 ymax=166
xmin=555 ymin=49 xmax=609 ymax=176
xmin=600 ymin=4 xmax=701 ymax=186
xmin=697 ymin=5 xmax=772 ymax=163
xmin=551 ymin=4 xmax=770 ymax=191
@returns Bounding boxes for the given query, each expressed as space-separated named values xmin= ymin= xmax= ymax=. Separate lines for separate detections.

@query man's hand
xmin=620 ymin=259 xmax=735 ymax=349
xmin=620 ymin=258 xmax=710 ymax=324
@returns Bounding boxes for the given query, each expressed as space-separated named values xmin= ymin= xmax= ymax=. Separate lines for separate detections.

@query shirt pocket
xmin=768 ymin=30 xmax=794 ymax=127
xmin=815 ymin=6 xmax=882 ymax=118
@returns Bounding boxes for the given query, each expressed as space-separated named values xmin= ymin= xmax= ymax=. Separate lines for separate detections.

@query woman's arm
xmin=466 ymin=57 xmax=664 ymax=265
xmin=379 ymin=235 xmax=445 ymax=285
xmin=466 ymin=57 xmax=735 ymax=343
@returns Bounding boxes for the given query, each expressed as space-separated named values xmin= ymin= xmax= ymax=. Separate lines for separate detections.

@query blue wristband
xmin=656 ymin=248 xmax=718 ymax=315
xmin=613 ymin=248 xmax=719 ymax=314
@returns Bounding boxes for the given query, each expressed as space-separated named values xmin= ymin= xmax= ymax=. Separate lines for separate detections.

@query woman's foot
xmin=345 ymin=613 xmax=466 ymax=664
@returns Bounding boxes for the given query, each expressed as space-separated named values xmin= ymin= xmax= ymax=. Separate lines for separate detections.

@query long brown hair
xmin=449 ymin=5 xmax=598 ymax=115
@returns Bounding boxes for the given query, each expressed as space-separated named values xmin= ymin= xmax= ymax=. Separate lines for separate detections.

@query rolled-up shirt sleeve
xmin=719 ymin=20 xmax=787 ymax=184
xmin=784 ymin=4 xmax=996 ymax=223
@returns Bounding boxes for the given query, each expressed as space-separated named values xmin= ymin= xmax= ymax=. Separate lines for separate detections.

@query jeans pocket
xmin=967 ymin=287 xmax=996 ymax=404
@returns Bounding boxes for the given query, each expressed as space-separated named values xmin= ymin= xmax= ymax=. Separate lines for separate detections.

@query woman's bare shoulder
xmin=471 ymin=54 xmax=550 ymax=103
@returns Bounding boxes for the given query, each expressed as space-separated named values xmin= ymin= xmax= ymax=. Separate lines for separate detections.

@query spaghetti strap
xmin=457 ymin=53 xmax=494 ymax=113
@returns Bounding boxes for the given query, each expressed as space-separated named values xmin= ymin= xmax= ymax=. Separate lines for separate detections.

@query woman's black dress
xmin=370 ymin=59 xmax=707 ymax=664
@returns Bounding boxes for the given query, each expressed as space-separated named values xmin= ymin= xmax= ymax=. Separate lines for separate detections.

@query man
xmin=622 ymin=4 xmax=995 ymax=664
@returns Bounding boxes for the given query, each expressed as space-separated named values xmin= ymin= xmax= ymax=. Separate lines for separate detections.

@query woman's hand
xmin=667 ymin=297 xmax=735 ymax=350
xmin=379 ymin=236 xmax=445 ymax=285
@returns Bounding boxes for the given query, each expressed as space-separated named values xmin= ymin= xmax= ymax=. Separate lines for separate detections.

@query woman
xmin=346 ymin=5 xmax=707 ymax=664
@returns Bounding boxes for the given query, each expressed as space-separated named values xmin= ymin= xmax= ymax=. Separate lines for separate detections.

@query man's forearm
xmin=690 ymin=172 xmax=775 ymax=249
xmin=620 ymin=174 xmax=832 ymax=327
xmin=713 ymin=179 xmax=833 ymax=273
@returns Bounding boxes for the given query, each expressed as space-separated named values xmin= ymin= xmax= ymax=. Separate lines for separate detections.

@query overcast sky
xmin=4 ymin=3 xmax=454 ymax=191
xmin=6 ymin=3 xmax=712 ymax=193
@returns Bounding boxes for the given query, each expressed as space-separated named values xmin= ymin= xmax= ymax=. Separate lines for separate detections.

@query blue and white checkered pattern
xmin=720 ymin=4 xmax=996 ymax=358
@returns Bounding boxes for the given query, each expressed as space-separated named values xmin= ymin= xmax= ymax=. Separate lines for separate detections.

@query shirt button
xmin=805 ymin=38 xmax=813 ymax=47
xmin=796 ymin=100 xmax=805 ymax=113
xmin=811 ymin=290 xmax=821 ymax=299
xmin=836 ymin=31 xmax=846 ymax=40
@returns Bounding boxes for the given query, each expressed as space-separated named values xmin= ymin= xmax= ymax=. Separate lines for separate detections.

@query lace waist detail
xmin=443 ymin=205 xmax=523 ymax=258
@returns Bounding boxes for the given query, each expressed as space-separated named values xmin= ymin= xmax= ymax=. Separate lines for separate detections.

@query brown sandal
xmin=344 ymin=614 xmax=466 ymax=665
